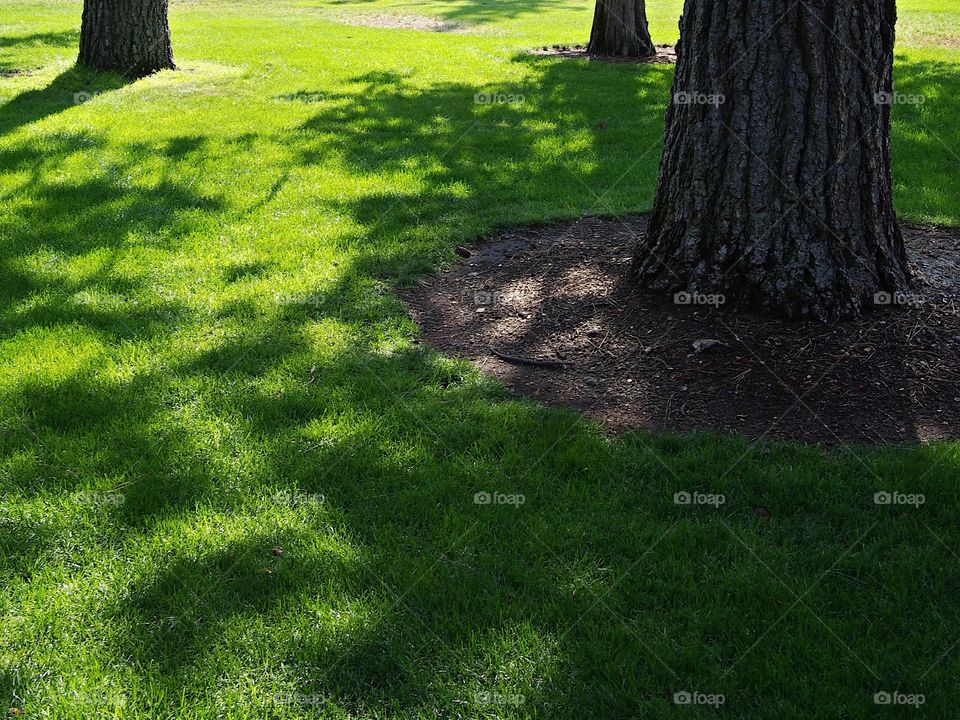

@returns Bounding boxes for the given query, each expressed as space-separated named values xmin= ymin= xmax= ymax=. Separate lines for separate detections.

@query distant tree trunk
xmin=633 ymin=0 xmax=910 ymax=320
xmin=588 ymin=0 xmax=656 ymax=58
xmin=79 ymin=0 xmax=175 ymax=77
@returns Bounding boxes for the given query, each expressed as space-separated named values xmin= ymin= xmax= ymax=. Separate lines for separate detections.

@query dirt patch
xmin=899 ymin=32 xmax=960 ymax=50
xmin=325 ymin=13 xmax=475 ymax=33
xmin=529 ymin=45 xmax=677 ymax=64
xmin=404 ymin=215 xmax=960 ymax=445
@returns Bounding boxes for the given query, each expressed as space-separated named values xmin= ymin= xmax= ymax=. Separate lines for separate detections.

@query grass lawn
xmin=1 ymin=0 xmax=960 ymax=717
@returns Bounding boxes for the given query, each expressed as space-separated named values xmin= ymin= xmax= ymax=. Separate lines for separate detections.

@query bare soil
xmin=530 ymin=44 xmax=677 ymax=64
xmin=325 ymin=13 xmax=475 ymax=33
xmin=900 ymin=31 xmax=960 ymax=49
xmin=403 ymin=215 xmax=960 ymax=445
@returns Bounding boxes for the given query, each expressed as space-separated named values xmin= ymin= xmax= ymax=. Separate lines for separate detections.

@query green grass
xmin=1 ymin=0 xmax=959 ymax=717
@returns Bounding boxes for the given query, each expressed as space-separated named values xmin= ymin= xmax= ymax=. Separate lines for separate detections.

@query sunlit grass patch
xmin=0 ymin=0 xmax=958 ymax=717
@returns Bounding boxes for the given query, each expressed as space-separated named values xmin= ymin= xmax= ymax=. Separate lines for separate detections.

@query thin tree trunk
xmin=79 ymin=0 xmax=175 ymax=77
xmin=633 ymin=0 xmax=909 ymax=320
xmin=588 ymin=0 xmax=656 ymax=58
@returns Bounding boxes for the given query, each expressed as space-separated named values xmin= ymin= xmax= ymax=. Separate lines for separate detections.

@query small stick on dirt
xmin=491 ymin=348 xmax=570 ymax=369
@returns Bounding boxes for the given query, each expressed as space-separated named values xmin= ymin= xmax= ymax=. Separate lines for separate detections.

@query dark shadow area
xmin=0 ymin=30 xmax=79 ymax=52
xmin=161 ymin=134 xmax=208 ymax=159
xmin=0 ymin=513 xmax=56 ymax=582
xmin=119 ymin=530 xmax=364 ymax=668
xmin=223 ymin=260 xmax=273 ymax=283
xmin=0 ymin=29 xmax=78 ymax=73
xmin=891 ymin=55 xmax=960 ymax=221
xmin=1 ymin=362 xmax=221 ymax=527
xmin=0 ymin=65 xmax=131 ymax=136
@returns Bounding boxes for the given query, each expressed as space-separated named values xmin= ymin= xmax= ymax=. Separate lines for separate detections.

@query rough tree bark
xmin=633 ymin=0 xmax=910 ymax=320
xmin=79 ymin=0 xmax=175 ymax=77
xmin=588 ymin=0 xmax=656 ymax=58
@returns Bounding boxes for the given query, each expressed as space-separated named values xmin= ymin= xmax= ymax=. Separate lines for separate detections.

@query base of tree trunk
xmin=587 ymin=0 xmax=656 ymax=58
xmin=79 ymin=0 xmax=175 ymax=77
xmin=633 ymin=0 xmax=910 ymax=320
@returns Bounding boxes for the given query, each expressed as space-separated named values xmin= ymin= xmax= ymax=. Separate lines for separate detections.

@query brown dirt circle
xmin=530 ymin=45 xmax=677 ymax=64
xmin=403 ymin=215 xmax=960 ymax=446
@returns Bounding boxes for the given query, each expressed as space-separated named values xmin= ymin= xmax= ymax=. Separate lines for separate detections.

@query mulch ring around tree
xmin=529 ymin=44 xmax=677 ymax=64
xmin=403 ymin=215 xmax=960 ymax=445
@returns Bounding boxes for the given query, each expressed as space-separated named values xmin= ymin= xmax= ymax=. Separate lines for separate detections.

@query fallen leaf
xmin=270 ymin=547 xmax=283 ymax=556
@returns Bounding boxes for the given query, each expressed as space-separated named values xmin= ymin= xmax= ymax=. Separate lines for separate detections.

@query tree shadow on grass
xmin=118 ymin=529 xmax=364 ymax=660
xmin=293 ymin=58 xmax=672 ymax=281
xmin=0 ymin=138 xmax=222 ymax=344
xmin=115 ymin=524 xmax=438 ymax=714
xmin=94 ymin=247 xmax=960 ymax=714
xmin=891 ymin=55 xmax=960 ymax=222
xmin=0 ymin=30 xmax=79 ymax=74
xmin=0 ymin=30 xmax=79 ymax=52
xmin=0 ymin=360 xmax=235 ymax=530
xmin=2 ymin=50 xmax=960 ymax=718
xmin=107 ymin=333 xmax=960 ymax=716
xmin=0 ymin=512 xmax=57 ymax=582
xmin=0 ymin=66 xmax=132 ymax=137
xmin=0 ymin=128 xmax=103 ymax=176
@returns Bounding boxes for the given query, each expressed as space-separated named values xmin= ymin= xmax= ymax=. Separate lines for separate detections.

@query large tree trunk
xmin=633 ymin=0 xmax=910 ymax=320
xmin=588 ymin=0 xmax=656 ymax=58
xmin=79 ymin=0 xmax=175 ymax=77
